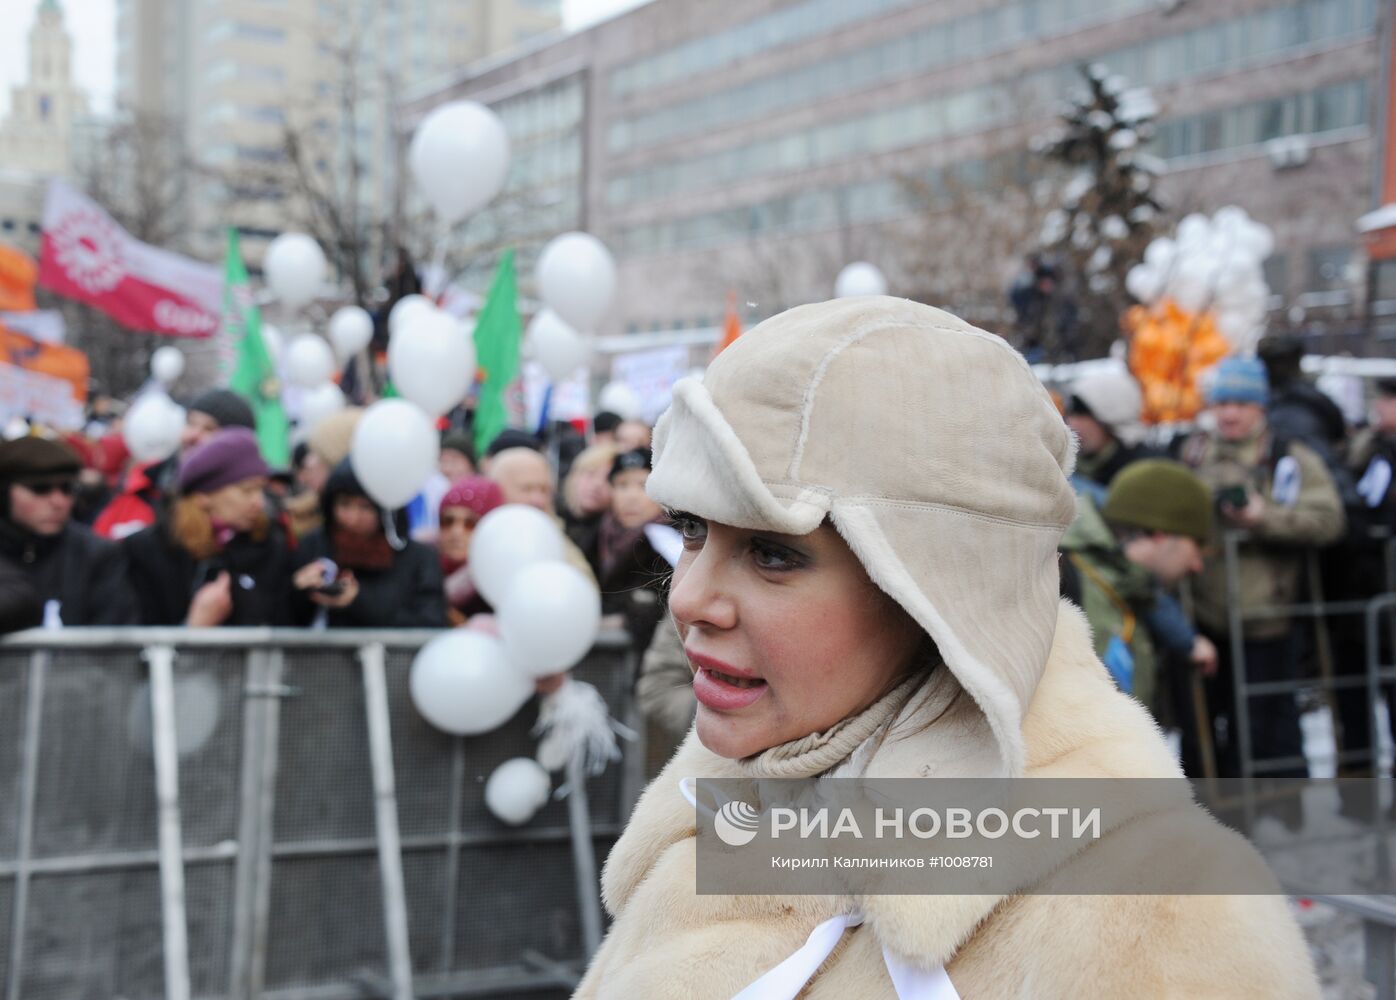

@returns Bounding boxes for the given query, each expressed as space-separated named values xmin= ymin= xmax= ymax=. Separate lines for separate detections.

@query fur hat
xmin=307 ymin=407 xmax=363 ymax=467
xmin=647 ymin=296 xmax=1077 ymax=777
xmin=0 ymin=437 xmax=82 ymax=482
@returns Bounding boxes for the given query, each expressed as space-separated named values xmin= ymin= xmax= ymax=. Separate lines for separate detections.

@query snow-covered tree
xmin=1032 ymin=64 xmax=1166 ymax=360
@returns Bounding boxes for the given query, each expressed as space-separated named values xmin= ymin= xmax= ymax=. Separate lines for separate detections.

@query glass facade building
xmin=406 ymin=0 xmax=1385 ymax=336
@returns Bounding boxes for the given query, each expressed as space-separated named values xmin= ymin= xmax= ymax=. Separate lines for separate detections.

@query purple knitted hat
xmin=179 ymin=427 xmax=270 ymax=494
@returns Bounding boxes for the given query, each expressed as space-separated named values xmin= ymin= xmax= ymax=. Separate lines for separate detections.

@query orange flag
xmin=0 ymin=244 xmax=38 ymax=312
xmin=712 ymin=291 xmax=742 ymax=359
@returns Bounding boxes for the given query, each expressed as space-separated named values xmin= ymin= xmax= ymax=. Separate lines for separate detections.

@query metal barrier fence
xmin=0 ymin=628 xmax=642 ymax=1000
xmin=1219 ymin=530 xmax=1396 ymax=781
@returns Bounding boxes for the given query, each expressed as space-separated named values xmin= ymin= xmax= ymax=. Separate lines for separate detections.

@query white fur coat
xmin=573 ymin=603 xmax=1321 ymax=999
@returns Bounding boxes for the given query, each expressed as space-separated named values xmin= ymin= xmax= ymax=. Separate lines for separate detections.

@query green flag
xmin=224 ymin=228 xmax=290 ymax=467
xmin=472 ymin=249 xmax=520 ymax=456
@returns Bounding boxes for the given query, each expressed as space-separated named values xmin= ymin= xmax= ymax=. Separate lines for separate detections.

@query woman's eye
xmin=751 ymin=540 xmax=802 ymax=572
xmin=669 ymin=513 xmax=707 ymax=545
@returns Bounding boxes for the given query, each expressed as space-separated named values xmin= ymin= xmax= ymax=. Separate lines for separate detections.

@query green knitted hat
xmin=1103 ymin=459 xmax=1214 ymax=543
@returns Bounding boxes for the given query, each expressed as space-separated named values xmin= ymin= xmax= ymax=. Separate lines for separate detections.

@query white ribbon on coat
xmin=679 ymin=779 xmax=961 ymax=1000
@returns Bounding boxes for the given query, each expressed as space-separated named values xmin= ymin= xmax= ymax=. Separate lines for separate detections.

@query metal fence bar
xmin=0 ymin=843 xmax=238 ymax=878
xmin=230 ymin=647 xmax=270 ymax=1000
xmin=146 ymin=644 xmax=192 ymax=1000
xmin=566 ymin=754 xmax=604 ymax=959
xmin=4 ymin=650 xmax=46 ymax=1000
xmin=359 ymin=643 xmax=414 ymax=1000
xmin=1223 ymin=532 xmax=1256 ymax=783
xmin=250 ymin=647 xmax=286 ymax=1000
xmin=439 ymin=736 xmax=466 ymax=974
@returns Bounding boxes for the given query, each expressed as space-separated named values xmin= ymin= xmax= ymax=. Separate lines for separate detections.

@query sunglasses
xmin=440 ymin=511 xmax=481 ymax=530
xmin=18 ymin=479 xmax=76 ymax=498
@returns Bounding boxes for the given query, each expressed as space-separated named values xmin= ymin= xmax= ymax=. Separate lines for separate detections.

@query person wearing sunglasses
xmin=0 ymin=436 xmax=134 ymax=626
xmin=436 ymin=475 xmax=504 ymax=625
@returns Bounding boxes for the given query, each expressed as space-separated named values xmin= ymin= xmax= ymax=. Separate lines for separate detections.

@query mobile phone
xmin=1216 ymin=484 xmax=1249 ymax=509
xmin=310 ymin=558 xmax=344 ymax=596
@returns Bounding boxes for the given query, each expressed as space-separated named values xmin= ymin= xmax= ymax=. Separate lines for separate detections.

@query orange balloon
xmin=1124 ymin=298 xmax=1229 ymax=423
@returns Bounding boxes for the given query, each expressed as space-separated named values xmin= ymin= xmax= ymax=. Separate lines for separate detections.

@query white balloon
xmin=834 ymin=261 xmax=888 ymax=298
xmin=598 ymin=381 xmax=641 ymax=421
xmin=468 ymin=504 xmax=565 ymax=607
xmin=123 ymin=392 xmax=185 ymax=464
xmin=408 ymin=101 xmax=511 ymax=224
xmin=1143 ymin=237 xmax=1177 ymax=270
xmin=409 ymin=631 xmax=532 ymax=736
xmin=300 ymin=382 xmax=345 ymax=431
xmin=527 ymin=309 xmax=591 ymax=383
xmin=387 ymin=309 xmax=476 ymax=416
xmin=150 ymin=346 xmax=185 ymax=385
xmin=535 ymin=232 xmax=617 ymax=332
xmin=350 ymin=399 xmax=440 ymax=509
xmin=499 ymin=562 xmax=601 ymax=677
xmin=1175 ymin=214 xmax=1211 ymax=250
xmin=285 ymin=334 xmax=336 ymax=388
xmin=260 ymin=323 xmax=285 ymax=363
xmin=484 ymin=758 xmax=552 ymax=825
xmin=264 ymin=233 xmax=326 ymax=310
xmin=389 ymin=294 xmax=436 ymax=338
xmin=1125 ymin=264 xmax=1164 ymax=304
xmin=329 ymin=306 xmax=373 ymax=361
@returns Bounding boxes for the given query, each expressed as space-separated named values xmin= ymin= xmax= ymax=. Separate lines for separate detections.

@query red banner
xmin=38 ymin=180 xmax=221 ymax=338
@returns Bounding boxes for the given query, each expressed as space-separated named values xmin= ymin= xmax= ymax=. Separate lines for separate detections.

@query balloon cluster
xmin=408 ymin=505 xmax=601 ymax=826
xmin=1125 ymin=206 xmax=1274 ymax=350
xmin=526 ymin=232 xmax=617 ymax=385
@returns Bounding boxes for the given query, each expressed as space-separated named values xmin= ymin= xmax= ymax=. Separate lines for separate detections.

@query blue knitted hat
xmin=1207 ymin=356 xmax=1269 ymax=406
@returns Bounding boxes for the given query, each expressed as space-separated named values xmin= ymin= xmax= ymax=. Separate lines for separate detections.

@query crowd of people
xmin=6 ymin=330 xmax=1396 ymax=792
xmin=0 ymin=392 xmax=673 ymax=658
xmin=1057 ymin=334 xmax=1395 ymax=797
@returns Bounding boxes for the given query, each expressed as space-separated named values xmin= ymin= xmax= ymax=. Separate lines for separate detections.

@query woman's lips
xmin=687 ymin=651 xmax=769 ymax=711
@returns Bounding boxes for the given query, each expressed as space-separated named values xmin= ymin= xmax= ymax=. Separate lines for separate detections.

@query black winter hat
xmin=187 ymin=389 xmax=256 ymax=431
xmin=440 ymin=429 xmax=476 ymax=462
xmin=484 ymin=429 xmax=542 ymax=458
xmin=321 ymin=460 xmax=409 ymax=547
xmin=609 ymin=447 xmax=652 ymax=481
xmin=0 ymin=437 xmax=82 ymax=482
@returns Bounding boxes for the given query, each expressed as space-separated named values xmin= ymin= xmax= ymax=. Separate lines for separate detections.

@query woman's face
xmin=333 ymin=494 xmax=380 ymax=537
xmin=203 ymin=476 xmax=267 ymax=533
xmin=667 ymin=515 xmax=924 ymax=760
xmin=571 ymin=465 xmax=612 ymax=516
xmin=438 ymin=506 xmax=479 ymax=562
xmin=610 ymin=468 xmax=661 ymax=529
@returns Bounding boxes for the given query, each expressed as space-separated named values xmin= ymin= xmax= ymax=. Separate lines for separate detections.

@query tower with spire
xmin=0 ymin=0 xmax=90 ymax=177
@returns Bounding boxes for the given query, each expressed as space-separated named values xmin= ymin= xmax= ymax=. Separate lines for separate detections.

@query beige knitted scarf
xmin=735 ymin=672 xmax=931 ymax=781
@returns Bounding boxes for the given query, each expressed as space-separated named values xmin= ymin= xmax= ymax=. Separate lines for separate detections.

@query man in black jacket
xmin=0 ymin=437 xmax=134 ymax=626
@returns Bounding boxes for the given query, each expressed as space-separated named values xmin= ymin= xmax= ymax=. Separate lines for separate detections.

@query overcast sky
xmin=0 ymin=0 xmax=652 ymax=116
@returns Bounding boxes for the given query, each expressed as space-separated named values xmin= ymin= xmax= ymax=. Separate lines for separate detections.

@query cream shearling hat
xmin=647 ymin=296 xmax=1077 ymax=777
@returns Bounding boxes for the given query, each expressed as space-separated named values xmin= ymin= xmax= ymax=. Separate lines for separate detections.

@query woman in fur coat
xmin=574 ymin=297 xmax=1320 ymax=999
